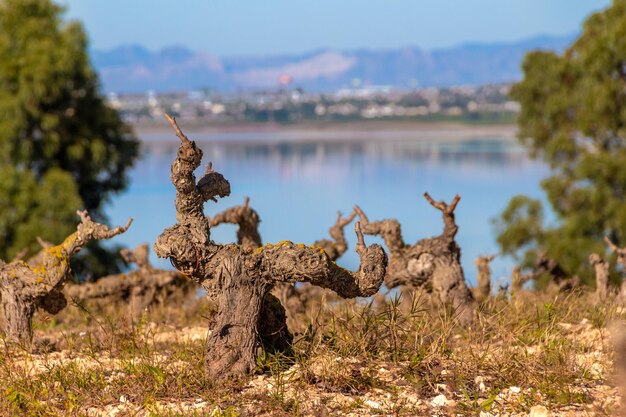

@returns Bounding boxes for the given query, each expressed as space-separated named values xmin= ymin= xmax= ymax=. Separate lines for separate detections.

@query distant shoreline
xmin=132 ymin=120 xmax=518 ymax=144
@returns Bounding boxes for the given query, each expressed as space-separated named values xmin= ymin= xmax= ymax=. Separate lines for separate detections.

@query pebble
xmin=529 ymin=405 xmax=550 ymax=417
xmin=435 ymin=383 xmax=450 ymax=393
xmin=475 ymin=376 xmax=487 ymax=392
xmin=430 ymin=394 xmax=456 ymax=407
xmin=364 ymin=399 xmax=381 ymax=409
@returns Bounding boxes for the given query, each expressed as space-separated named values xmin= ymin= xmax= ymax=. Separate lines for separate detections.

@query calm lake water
xmin=105 ymin=128 xmax=548 ymax=287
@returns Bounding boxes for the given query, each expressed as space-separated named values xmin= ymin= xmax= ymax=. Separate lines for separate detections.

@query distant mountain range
xmin=91 ymin=34 xmax=574 ymax=93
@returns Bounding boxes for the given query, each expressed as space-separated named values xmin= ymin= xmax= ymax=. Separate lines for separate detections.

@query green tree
xmin=494 ymin=0 xmax=626 ymax=284
xmin=0 ymin=0 xmax=138 ymax=271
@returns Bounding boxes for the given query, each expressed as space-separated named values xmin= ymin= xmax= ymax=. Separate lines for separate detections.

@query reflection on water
xmin=106 ymin=133 xmax=548 ymax=287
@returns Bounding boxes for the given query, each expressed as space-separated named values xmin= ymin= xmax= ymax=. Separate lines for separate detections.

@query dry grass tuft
xmin=0 ymin=288 xmax=623 ymax=416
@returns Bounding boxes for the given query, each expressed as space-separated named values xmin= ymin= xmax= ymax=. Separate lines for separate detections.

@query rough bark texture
xmin=473 ymin=255 xmax=494 ymax=302
xmin=208 ymin=197 xmax=261 ymax=253
xmin=65 ymin=244 xmax=194 ymax=316
xmin=154 ymin=114 xmax=387 ymax=381
xmin=509 ymin=253 xmax=579 ymax=296
xmin=280 ymin=210 xmax=357 ymax=318
xmin=0 ymin=212 xmax=131 ymax=343
xmin=355 ymin=194 xmax=476 ymax=324
xmin=209 ymin=199 xmax=357 ymax=345
xmin=589 ymin=253 xmax=610 ymax=303
xmin=604 ymin=236 xmax=626 ymax=303
xmin=207 ymin=199 xmax=292 ymax=352
xmin=534 ymin=252 xmax=580 ymax=293
xmin=510 ymin=265 xmax=534 ymax=295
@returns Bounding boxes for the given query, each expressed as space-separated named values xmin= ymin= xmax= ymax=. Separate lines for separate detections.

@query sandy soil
xmin=6 ymin=317 xmax=620 ymax=417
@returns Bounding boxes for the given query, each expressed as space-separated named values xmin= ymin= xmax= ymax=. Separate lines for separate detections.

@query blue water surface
xmin=105 ymin=129 xmax=548 ymax=288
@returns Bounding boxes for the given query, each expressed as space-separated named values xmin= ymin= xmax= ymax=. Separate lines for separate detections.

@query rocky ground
xmin=0 ymin=292 xmax=624 ymax=416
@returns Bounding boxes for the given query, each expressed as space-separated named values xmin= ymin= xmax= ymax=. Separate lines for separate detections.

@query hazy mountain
xmin=91 ymin=34 xmax=574 ymax=93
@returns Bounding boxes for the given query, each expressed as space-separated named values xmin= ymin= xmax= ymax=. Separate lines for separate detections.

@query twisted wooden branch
xmin=423 ymin=192 xmax=460 ymax=239
xmin=154 ymin=114 xmax=387 ymax=380
xmin=590 ymin=253 xmax=609 ymax=303
xmin=0 ymin=212 xmax=131 ymax=343
xmin=353 ymin=205 xmax=405 ymax=253
xmin=355 ymin=193 xmax=475 ymax=324
xmin=606 ymin=236 xmax=626 ymax=269
xmin=473 ymin=254 xmax=495 ymax=302
xmin=208 ymin=197 xmax=262 ymax=252
xmin=312 ymin=210 xmax=357 ymax=261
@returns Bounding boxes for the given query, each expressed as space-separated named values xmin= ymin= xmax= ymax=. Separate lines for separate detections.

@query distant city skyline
xmin=62 ymin=0 xmax=610 ymax=56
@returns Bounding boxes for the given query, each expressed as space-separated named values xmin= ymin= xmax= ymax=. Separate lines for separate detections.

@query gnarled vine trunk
xmin=207 ymin=197 xmax=292 ymax=350
xmin=589 ymin=253 xmax=609 ymax=303
xmin=510 ymin=265 xmax=533 ymax=295
xmin=154 ymin=114 xmax=387 ymax=381
xmin=65 ymin=244 xmax=194 ymax=317
xmin=509 ymin=252 xmax=579 ymax=296
xmin=604 ymin=236 xmax=626 ymax=302
xmin=1 ymin=286 xmax=36 ymax=343
xmin=0 ymin=212 xmax=131 ymax=343
xmin=209 ymin=199 xmax=356 ymax=327
xmin=473 ymin=255 xmax=494 ymax=302
xmin=354 ymin=194 xmax=476 ymax=324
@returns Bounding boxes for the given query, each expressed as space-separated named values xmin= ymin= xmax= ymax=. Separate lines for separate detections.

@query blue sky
xmin=62 ymin=0 xmax=611 ymax=56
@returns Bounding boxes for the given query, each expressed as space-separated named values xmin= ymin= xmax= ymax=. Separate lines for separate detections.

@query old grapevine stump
xmin=208 ymin=197 xmax=356 ymax=261
xmin=473 ymin=255 xmax=495 ymax=302
xmin=533 ymin=252 xmax=580 ymax=293
xmin=0 ymin=211 xmax=131 ymax=343
xmin=65 ymin=244 xmax=194 ymax=317
xmin=510 ymin=265 xmax=534 ymax=295
xmin=354 ymin=194 xmax=476 ymax=324
xmin=209 ymin=197 xmax=292 ymax=352
xmin=210 ymin=199 xmax=359 ymax=340
xmin=208 ymin=198 xmax=357 ymax=350
xmin=589 ymin=253 xmax=610 ymax=303
xmin=154 ymin=114 xmax=387 ymax=381
xmin=605 ymin=236 xmax=626 ymax=302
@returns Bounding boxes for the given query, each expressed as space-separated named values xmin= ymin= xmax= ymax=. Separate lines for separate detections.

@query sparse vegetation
xmin=1 ymin=2 xmax=624 ymax=415
xmin=0 ymin=287 xmax=622 ymax=416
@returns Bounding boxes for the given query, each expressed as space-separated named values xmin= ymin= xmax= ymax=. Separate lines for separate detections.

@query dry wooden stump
xmin=65 ymin=244 xmax=194 ymax=317
xmin=209 ymin=198 xmax=357 ymax=322
xmin=473 ymin=254 xmax=495 ymax=302
xmin=154 ymin=114 xmax=387 ymax=381
xmin=354 ymin=194 xmax=476 ymax=324
xmin=0 ymin=211 xmax=131 ymax=344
